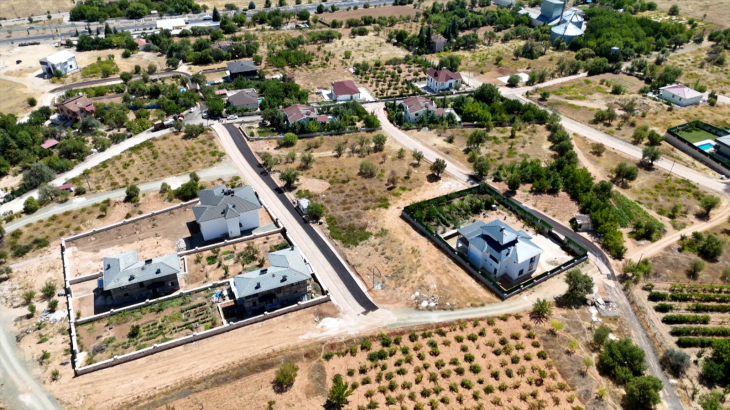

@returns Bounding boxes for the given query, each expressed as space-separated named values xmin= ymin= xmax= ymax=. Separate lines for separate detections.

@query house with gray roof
xmin=101 ymin=250 xmax=181 ymax=303
xmin=456 ymin=220 xmax=544 ymax=283
xmin=230 ymin=246 xmax=312 ymax=315
xmin=193 ymin=186 xmax=262 ymax=241
xmin=227 ymin=60 xmax=258 ymax=80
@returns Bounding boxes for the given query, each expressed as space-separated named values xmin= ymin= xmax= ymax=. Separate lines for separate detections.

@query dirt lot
xmin=75 ymin=284 xmax=228 ymax=365
xmin=650 ymin=0 xmax=730 ymax=28
xmin=160 ymin=314 xmax=587 ymax=410
xmin=65 ymin=203 xmax=197 ymax=277
xmin=70 ymin=130 xmax=225 ymax=194
xmin=0 ymin=78 xmax=40 ymax=115
xmin=648 ymin=221 xmax=730 ymax=284
xmin=0 ymin=0 xmax=72 ymax=19
xmin=250 ymin=133 xmax=504 ymax=309
xmin=532 ymin=73 xmax=730 ymax=172
xmin=573 ymin=134 xmax=712 ymax=231
xmin=667 ymin=43 xmax=730 ymax=94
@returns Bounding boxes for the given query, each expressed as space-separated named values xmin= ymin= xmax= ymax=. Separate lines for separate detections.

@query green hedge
xmin=670 ymin=293 xmax=730 ymax=303
xmin=670 ymin=284 xmax=730 ymax=294
xmin=676 ymin=337 xmax=721 ymax=348
xmin=661 ymin=314 xmax=710 ymax=325
xmin=654 ymin=303 xmax=674 ymax=313
xmin=648 ymin=292 xmax=668 ymax=302
xmin=670 ymin=327 xmax=730 ymax=337
xmin=688 ymin=303 xmax=730 ymax=313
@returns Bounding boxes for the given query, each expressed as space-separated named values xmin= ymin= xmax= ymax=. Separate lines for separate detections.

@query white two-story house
xmin=427 ymin=68 xmax=463 ymax=92
xmin=193 ymin=186 xmax=262 ymax=241
xmin=456 ymin=220 xmax=543 ymax=282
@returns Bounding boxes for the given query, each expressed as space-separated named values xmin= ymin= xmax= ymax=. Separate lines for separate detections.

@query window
xmin=489 ymin=254 xmax=499 ymax=264
xmin=139 ymin=283 xmax=145 ymax=288
xmin=530 ymin=256 xmax=536 ymax=263
xmin=518 ymin=269 xmax=524 ymax=276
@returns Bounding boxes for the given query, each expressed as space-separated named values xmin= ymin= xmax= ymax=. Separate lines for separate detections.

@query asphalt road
xmin=220 ymin=123 xmax=378 ymax=313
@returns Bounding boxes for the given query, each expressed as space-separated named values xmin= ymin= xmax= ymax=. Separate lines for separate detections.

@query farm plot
xmin=320 ymin=314 xmax=584 ymax=409
xmin=76 ymin=285 xmax=227 ymax=366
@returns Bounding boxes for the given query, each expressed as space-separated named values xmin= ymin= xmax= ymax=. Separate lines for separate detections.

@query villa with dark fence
xmin=665 ymin=121 xmax=730 ymax=175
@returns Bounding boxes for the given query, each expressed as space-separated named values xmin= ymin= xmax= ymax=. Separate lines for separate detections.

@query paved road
xmin=3 ymin=160 xmax=237 ymax=233
xmin=0 ymin=304 xmax=61 ymax=410
xmin=214 ymin=123 xmax=377 ymax=315
xmin=373 ymin=102 xmax=684 ymax=409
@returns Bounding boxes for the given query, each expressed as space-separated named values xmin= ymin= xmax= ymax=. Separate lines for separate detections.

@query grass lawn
xmin=677 ymin=128 xmax=718 ymax=144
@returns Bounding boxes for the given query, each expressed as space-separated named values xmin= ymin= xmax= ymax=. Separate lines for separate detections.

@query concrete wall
xmin=664 ymin=132 xmax=729 ymax=175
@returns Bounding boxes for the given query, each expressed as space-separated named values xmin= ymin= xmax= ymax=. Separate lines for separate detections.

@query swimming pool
xmin=697 ymin=143 xmax=715 ymax=152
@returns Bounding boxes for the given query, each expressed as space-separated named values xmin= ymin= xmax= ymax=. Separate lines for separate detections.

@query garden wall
xmin=666 ymin=121 xmax=730 ymax=175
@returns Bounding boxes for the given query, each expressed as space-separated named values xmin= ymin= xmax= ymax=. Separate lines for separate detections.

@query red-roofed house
xmin=41 ymin=139 xmax=59 ymax=149
xmin=55 ymin=95 xmax=95 ymax=121
xmin=659 ymin=84 xmax=703 ymax=107
xmin=57 ymin=183 xmax=74 ymax=192
xmin=330 ymin=80 xmax=361 ymax=101
xmin=134 ymin=38 xmax=147 ymax=49
xmin=282 ymin=104 xmax=329 ymax=127
xmin=400 ymin=96 xmax=461 ymax=124
xmin=427 ymin=68 xmax=463 ymax=92
xmin=215 ymin=89 xmax=228 ymax=96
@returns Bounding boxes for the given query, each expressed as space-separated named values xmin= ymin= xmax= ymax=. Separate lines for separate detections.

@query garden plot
xmin=75 ymin=285 xmax=227 ymax=366
xmin=64 ymin=203 xmax=197 ymax=277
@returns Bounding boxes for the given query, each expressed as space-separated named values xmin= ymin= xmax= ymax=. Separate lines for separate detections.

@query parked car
xmin=28 ymin=25 xmax=35 ymax=29
xmin=227 ymin=114 xmax=238 ymax=120
xmin=202 ymin=14 xmax=212 ymax=20
xmin=189 ymin=106 xmax=197 ymax=113
xmin=202 ymin=113 xmax=209 ymax=119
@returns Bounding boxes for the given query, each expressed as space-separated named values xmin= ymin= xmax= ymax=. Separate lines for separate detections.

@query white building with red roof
xmin=282 ymin=104 xmax=330 ymax=127
xmin=330 ymin=80 xmax=361 ymax=101
xmin=426 ymin=68 xmax=463 ymax=92
xmin=659 ymin=84 xmax=703 ymax=107
xmin=400 ymin=96 xmax=461 ymax=124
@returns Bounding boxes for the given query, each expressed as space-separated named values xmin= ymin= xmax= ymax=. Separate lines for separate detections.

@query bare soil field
xmin=250 ymin=134 xmax=502 ymax=309
xmin=648 ymin=221 xmax=730 ymax=284
xmin=0 ymin=78 xmax=39 ymax=115
xmin=651 ymin=0 xmax=730 ymax=28
xmin=532 ymin=73 xmax=730 ymax=172
xmin=160 ymin=314 xmax=587 ymax=410
xmin=65 ymin=203 xmax=197 ymax=277
xmin=69 ymin=130 xmax=225 ymax=194
xmin=574 ymin=134 xmax=711 ymax=231
xmin=0 ymin=0 xmax=72 ymax=19
xmin=667 ymin=44 xmax=730 ymax=94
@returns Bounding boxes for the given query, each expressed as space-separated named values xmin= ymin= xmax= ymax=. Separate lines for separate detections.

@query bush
xmin=654 ymin=303 xmax=674 ymax=313
xmin=660 ymin=349 xmax=690 ymax=377
xmin=661 ymin=314 xmax=709 ymax=324
xmin=597 ymin=339 xmax=646 ymax=385
xmin=359 ymin=161 xmax=378 ymax=178
xmin=23 ymin=197 xmax=39 ymax=214
xmin=648 ymin=292 xmax=668 ymax=302
xmin=278 ymin=133 xmax=298 ymax=147
xmin=274 ymin=363 xmax=299 ymax=390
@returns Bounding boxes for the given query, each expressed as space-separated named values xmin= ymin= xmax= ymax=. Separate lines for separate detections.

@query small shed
xmin=573 ymin=214 xmax=593 ymax=231
xmin=41 ymin=139 xmax=59 ymax=149
xmin=58 ymin=183 xmax=74 ymax=192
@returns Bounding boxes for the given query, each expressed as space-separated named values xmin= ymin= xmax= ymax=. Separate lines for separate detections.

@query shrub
xmin=661 ymin=314 xmax=710 ymax=324
xmin=660 ymin=349 xmax=690 ymax=377
xmin=654 ymin=303 xmax=674 ymax=313
xmin=460 ymin=379 xmax=473 ymax=389
xmin=274 ymin=363 xmax=299 ymax=390
xmin=597 ymin=339 xmax=646 ymax=385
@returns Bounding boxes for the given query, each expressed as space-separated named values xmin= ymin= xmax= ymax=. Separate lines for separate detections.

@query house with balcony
xmin=456 ymin=220 xmax=543 ymax=284
xmin=101 ymin=250 xmax=181 ymax=303
xmin=426 ymin=68 xmax=463 ymax=92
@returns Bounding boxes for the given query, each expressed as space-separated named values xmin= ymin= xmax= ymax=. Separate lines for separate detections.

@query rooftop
xmin=402 ymin=96 xmax=435 ymax=113
xmin=459 ymin=220 xmax=544 ymax=264
xmin=331 ymin=80 xmax=360 ymax=96
xmin=102 ymin=250 xmax=181 ymax=291
xmin=660 ymin=84 xmax=704 ymax=100
xmin=56 ymin=95 xmax=94 ymax=114
xmin=41 ymin=139 xmax=59 ymax=149
xmin=40 ymin=50 xmax=75 ymax=65
xmin=232 ymin=246 xmax=312 ymax=299
xmin=282 ymin=104 xmax=319 ymax=123
xmin=193 ymin=185 xmax=262 ymax=223
xmin=228 ymin=89 xmax=259 ymax=107
xmin=427 ymin=68 xmax=463 ymax=83
xmin=227 ymin=60 xmax=258 ymax=74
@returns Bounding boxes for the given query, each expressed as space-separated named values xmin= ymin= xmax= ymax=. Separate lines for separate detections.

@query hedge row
xmin=676 ymin=337 xmax=721 ymax=348
xmin=670 ymin=284 xmax=730 ymax=294
xmin=669 ymin=292 xmax=730 ymax=303
xmin=688 ymin=303 xmax=730 ymax=313
xmin=670 ymin=327 xmax=730 ymax=337
xmin=654 ymin=303 xmax=674 ymax=313
xmin=661 ymin=314 xmax=710 ymax=325
xmin=648 ymin=292 xmax=668 ymax=302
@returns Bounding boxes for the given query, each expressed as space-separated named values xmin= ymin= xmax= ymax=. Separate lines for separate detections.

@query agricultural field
xmin=0 ymin=0 xmax=73 ymax=19
xmin=75 ymin=285 xmax=228 ymax=366
xmin=68 ymin=130 xmax=225 ymax=194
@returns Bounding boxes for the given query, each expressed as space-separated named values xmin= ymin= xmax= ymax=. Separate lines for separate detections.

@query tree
xmin=668 ymin=4 xmax=679 ymax=15
xmin=27 ymin=97 xmax=37 ymax=107
xmin=412 ymin=150 xmax=424 ymax=166
xmin=279 ymin=133 xmax=298 ymax=148
xmin=430 ymin=158 xmax=447 ymax=177
xmin=593 ymin=325 xmax=611 ymax=347
xmin=24 ymin=197 xmax=39 ymax=214
xmin=23 ymin=162 xmax=55 ymax=188
xmin=274 ymin=363 xmax=299 ymax=391
xmin=212 ymin=7 xmax=221 ymax=22
xmin=611 ymin=162 xmax=638 ymax=186
xmin=359 ymin=161 xmax=378 ymax=178
xmin=41 ymin=281 xmax=56 ymax=299
xmin=125 ymin=184 xmax=140 ymax=202
xmin=507 ymin=173 xmax=521 ymax=191
xmin=300 ymin=152 xmax=315 ymax=169
xmin=166 ymin=58 xmax=180 ymax=69
xmin=623 ymin=375 xmax=663 ymax=410
xmin=327 ymin=374 xmax=354 ymax=408
xmin=632 ymin=125 xmax=649 ymax=144
xmin=721 ymin=269 xmax=730 ymax=283
xmin=28 ymin=304 xmax=36 ymax=317
xmin=567 ymin=339 xmax=579 ymax=354
xmin=700 ymin=195 xmax=721 ymax=217
xmin=280 ymin=168 xmax=299 ymax=189
xmin=126 ymin=3 xmax=149 ymax=19
xmin=507 ymin=74 xmax=521 ymax=87
xmin=530 ymin=299 xmax=552 ymax=324
xmin=147 ymin=64 xmax=157 ymax=74
xmin=128 ymin=324 xmax=141 ymax=338
xmin=473 ymin=156 xmax=490 ymax=178
xmin=647 ymin=130 xmax=664 ymax=146
xmin=641 ymin=146 xmax=662 ymax=166
xmin=583 ymin=357 xmax=594 ymax=375
xmin=249 ymin=1 xmax=256 ymax=9
xmin=372 ymin=134 xmax=387 ymax=151
xmin=660 ymin=349 xmax=690 ymax=377
xmin=120 ymin=71 xmax=133 ymax=83
xmin=561 ymin=269 xmax=594 ymax=307
xmin=597 ymin=339 xmax=647 ymax=385
xmin=207 ymin=97 xmax=226 ymax=117
xmin=699 ymin=391 xmax=726 ymax=410
xmin=22 ymin=290 xmax=36 ymax=304
xmin=687 ymin=259 xmax=705 ymax=279
xmin=48 ymin=299 xmax=59 ymax=312
xmin=702 ymin=339 xmax=730 ymax=386
xmin=307 ymin=202 xmax=325 ymax=221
